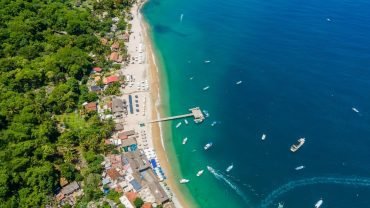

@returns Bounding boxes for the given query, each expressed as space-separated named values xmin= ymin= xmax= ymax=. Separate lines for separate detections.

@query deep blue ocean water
xmin=143 ymin=0 xmax=370 ymax=207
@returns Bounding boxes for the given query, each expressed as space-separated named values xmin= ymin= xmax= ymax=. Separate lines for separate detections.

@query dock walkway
xmin=149 ymin=107 xmax=205 ymax=123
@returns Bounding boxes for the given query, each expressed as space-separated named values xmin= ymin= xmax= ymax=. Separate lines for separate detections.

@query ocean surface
xmin=142 ymin=0 xmax=370 ymax=207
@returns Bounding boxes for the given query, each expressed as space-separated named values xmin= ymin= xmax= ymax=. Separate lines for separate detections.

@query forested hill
xmin=0 ymin=0 xmax=130 ymax=207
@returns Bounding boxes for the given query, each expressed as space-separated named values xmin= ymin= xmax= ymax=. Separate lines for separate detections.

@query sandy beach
xmin=125 ymin=2 xmax=193 ymax=207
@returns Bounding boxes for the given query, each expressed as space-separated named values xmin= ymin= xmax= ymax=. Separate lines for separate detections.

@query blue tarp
xmin=128 ymin=95 xmax=133 ymax=114
xmin=130 ymin=180 xmax=142 ymax=191
xmin=150 ymin=159 xmax=157 ymax=168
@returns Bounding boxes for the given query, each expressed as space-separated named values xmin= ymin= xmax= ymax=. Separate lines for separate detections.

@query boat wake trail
xmin=260 ymin=176 xmax=370 ymax=208
xmin=207 ymin=166 xmax=250 ymax=204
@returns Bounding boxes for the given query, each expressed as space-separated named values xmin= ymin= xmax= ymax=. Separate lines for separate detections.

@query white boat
xmin=211 ymin=121 xmax=217 ymax=127
xmin=226 ymin=164 xmax=234 ymax=172
xmin=196 ymin=170 xmax=204 ymax=176
xmin=179 ymin=179 xmax=189 ymax=184
xmin=204 ymin=142 xmax=213 ymax=150
xmin=184 ymin=119 xmax=189 ymax=125
xmin=180 ymin=14 xmax=184 ymax=22
xmin=278 ymin=202 xmax=284 ymax=208
xmin=352 ymin=107 xmax=359 ymax=113
xmin=315 ymin=199 xmax=323 ymax=208
xmin=236 ymin=81 xmax=242 ymax=85
xmin=204 ymin=60 xmax=211 ymax=63
xmin=182 ymin=137 xmax=188 ymax=145
xmin=207 ymin=166 xmax=215 ymax=173
xmin=176 ymin=122 xmax=182 ymax=128
xmin=203 ymin=86 xmax=210 ymax=91
xmin=290 ymin=138 xmax=305 ymax=152
xmin=295 ymin=165 xmax=305 ymax=170
xmin=261 ymin=134 xmax=266 ymax=140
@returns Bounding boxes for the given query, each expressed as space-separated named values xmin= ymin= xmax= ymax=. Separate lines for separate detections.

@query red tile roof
xmin=142 ymin=203 xmax=152 ymax=208
xmin=125 ymin=191 xmax=137 ymax=203
xmin=104 ymin=75 xmax=119 ymax=84
xmin=111 ymin=42 xmax=120 ymax=50
xmin=107 ymin=101 xmax=113 ymax=109
xmin=118 ymin=133 xmax=128 ymax=140
xmin=85 ymin=102 xmax=97 ymax=112
xmin=110 ymin=52 xmax=120 ymax=62
xmin=107 ymin=168 xmax=121 ymax=181
xmin=93 ymin=67 xmax=102 ymax=72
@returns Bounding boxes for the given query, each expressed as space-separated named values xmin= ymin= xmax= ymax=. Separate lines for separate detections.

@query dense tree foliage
xmin=134 ymin=197 xmax=144 ymax=208
xmin=0 ymin=0 xmax=118 ymax=206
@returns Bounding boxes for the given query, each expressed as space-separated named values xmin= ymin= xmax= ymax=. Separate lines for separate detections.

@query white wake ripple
xmin=260 ymin=176 xmax=370 ymax=208
xmin=207 ymin=166 xmax=250 ymax=204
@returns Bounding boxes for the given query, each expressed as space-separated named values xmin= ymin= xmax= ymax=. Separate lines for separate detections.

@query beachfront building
xmin=112 ymin=97 xmax=126 ymax=118
xmin=104 ymin=75 xmax=120 ymax=85
xmin=125 ymin=150 xmax=150 ymax=172
xmin=115 ymin=123 xmax=125 ymax=131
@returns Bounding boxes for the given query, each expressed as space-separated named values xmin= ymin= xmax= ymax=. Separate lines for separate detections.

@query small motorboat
xmin=196 ymin=170 xmax=204 ymax=176
xmin=261 ymin=134 xmax=266 ymax=141
xmin=295 ymin=165 xmax=305 ymax=170
xmin=176 ymin=122 xmax=182 ymax=128
xmin=182 ymin=137 xmax=188 ymax=145
xmin=315 ymin=199 xmax=323 ymax=208
xmin=203 ymin=86 xmax=210 ymax=91
xmin=226 ymin=164 xmax=234 ymax=172
xmin=180 ymin=179 xmax=190 ymax=184
xmin=204 ymin=142 xmax=213 ymax=150
xmin=352 ymin=107 xmax=359 ymax=113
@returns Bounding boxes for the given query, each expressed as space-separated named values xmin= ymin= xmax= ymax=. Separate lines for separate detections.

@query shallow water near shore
xmin=143 ymin=0 xmax=370 ymax=207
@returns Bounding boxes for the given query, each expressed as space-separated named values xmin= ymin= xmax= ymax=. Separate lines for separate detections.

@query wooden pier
xmin=149 ymin=107 xmax=205 ymax=123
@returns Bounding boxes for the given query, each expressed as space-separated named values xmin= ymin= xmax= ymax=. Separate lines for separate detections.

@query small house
xmin=103 ymin=75 xmax=120 ymax=85
xmin=84 ymin=102 xmax=97 ymax=112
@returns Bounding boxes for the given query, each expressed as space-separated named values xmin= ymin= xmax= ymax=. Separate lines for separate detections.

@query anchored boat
xmin=290 ymin=138 xmax=305 ymax=152
xmin=315 ymin=199 xmax=323 ymax=208
xmin=182 ymin=137 xmax=188 ymax=145
xmin=295 ymin=165 xmax=305 ymax=170
xmin=261 ymin=134 xmax=266 ymax=141
xmin=179 ymin=179 xmax=190 ymax=184
xmin=204 ymin=142 xmax=213 ymax=150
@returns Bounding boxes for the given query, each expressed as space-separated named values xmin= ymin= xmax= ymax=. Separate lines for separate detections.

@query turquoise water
xmin=143 ymin=0 xmax=370 ymax=207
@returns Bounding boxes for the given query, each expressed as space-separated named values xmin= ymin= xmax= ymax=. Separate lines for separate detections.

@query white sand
xmin=118 ymin=3 xmax=189 ymax=208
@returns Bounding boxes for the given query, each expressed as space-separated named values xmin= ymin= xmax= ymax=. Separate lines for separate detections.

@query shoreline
xmin=138 ymin=2 xmax=195 ymax=208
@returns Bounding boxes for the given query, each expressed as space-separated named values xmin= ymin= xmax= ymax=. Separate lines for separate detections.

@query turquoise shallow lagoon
xmin=143 ymin=0 xmax=370 ymax=207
